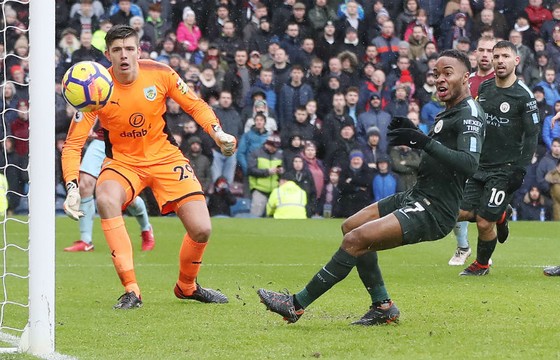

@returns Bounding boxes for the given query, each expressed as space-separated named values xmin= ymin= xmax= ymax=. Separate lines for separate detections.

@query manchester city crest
xmin=499 ymin=102 xmax=510 ymax=113
xmin=143 ymin=85 xmax=157 ymax=101
xmin=434 ymin=120 xmax=443 ymax=133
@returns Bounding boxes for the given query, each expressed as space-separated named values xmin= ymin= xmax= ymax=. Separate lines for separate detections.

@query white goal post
xmin=26 ymin=0 xmax=56 ymax=354
xmin=0 ymin=0 xmax=56 ymax=356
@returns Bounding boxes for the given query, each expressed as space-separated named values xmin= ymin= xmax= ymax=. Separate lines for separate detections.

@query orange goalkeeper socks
xmin=101 ymin=216 xmax=140 ymax=297
xmin=177 ymin=234 xmax=207 ymax=295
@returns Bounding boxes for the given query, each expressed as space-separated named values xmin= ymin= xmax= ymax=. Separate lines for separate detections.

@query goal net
xmin=0 ymin=0 xmax=56 ymax=356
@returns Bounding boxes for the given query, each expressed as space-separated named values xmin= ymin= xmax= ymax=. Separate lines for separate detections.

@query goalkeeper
xmin=258 ymin=50 xmax=486 ymax=325
xmin=62 ymin=25 xmax=236 ymax=309
xmin=63 ymin=127 xmax=155 ymax=253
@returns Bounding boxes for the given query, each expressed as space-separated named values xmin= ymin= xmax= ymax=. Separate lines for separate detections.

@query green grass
xmin=3 ymin=217 xmax=560 ymax=359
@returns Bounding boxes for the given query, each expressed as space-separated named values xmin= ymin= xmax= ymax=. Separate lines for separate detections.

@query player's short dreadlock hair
xmin=438 ymin=49 xmax=471 ymax=74
xmin=105 ymin=25 xmax=139 ymax=49
xmin=493 ymin=40 xmax=518 ymax=55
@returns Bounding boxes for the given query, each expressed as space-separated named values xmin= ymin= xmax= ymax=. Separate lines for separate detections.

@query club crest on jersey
xmin=434 ymin=120 xmax=443 ymax=133
xmin=176 ymin=78 xmax=189 ymax=95
xmin=143 ymin=85 xmax=157 ymax=101
xmin=499 ymin=102 xmax=510 ymax=113
xmin=74 ymin=111 xmax=83 ymax=122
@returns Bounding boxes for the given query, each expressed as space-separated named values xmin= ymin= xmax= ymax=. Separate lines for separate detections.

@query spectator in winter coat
xmin=540 ymin=4 xmax=560 ymax=44
xmin=524 ymin=0 xmax=552 ymax=33
xmin=283 ymin=133 xmax=304 ymax=171
xmin=207 ymin=177 xmax=237 ymax=217
xmin=245 ymin=68 xmax=277 ymax=111
xmin=324 ymin=120 xmax=361 ymax=170
xmin=360 ymin=126 xmax=386 ymax=171
xmin=212 ymin=91 xmax=243 ymax=184
xmin=517 ymin=185 xmax=552 ymax=221
xmin=301 ymin=141 xmax=326 ymax=209
xmin=277 ymin=65 xmax=315 ymax=129
xmin=356 ymin=92 xmax=391 ymax=151
xmin=248 ymin=132 xmax=284 ymax=217
xmin=385 ymin=84 xmax=410 ymax=118
xmin=338 ymin=149 xmax=374 ymax=217
xmin=536 ymin=67 xmax=560 ymax=106
xmin=237 ymin=112 xmax=270 ymax=176
xmin=243 ymin=100 xmax=278 ymax=134
xmin=542 ymin=101 xmax=560 ymax=150
xmin=185 ymin=136 xmax=212 ymax=193
xmin=372 ymin=154 xmax=398 ymax=202
xmin=371 ymin=20 xmax=399 ymax=72
xmin=283 ymin=155 xmax=317 ymax=216
xmin=317 ymin=166 xmax=342 ymax=218
xmin=536 ymin=138 xmax=560 ymax=196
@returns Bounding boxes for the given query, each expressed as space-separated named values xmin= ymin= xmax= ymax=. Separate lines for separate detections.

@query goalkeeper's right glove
xmin=63 ymin=180 xmax=84 ymax=220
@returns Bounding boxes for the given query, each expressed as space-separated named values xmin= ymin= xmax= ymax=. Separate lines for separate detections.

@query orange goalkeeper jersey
xmin=62 ymin=60 xmax=220 ymax=183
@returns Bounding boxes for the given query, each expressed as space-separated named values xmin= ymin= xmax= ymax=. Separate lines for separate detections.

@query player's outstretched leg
xmin=64 ymin=195 xmax=95 ymax=252
xmin=113 ymin=291 xmax=143 ymax=309
xmin=257 ymin=289 xmax=304 ymax=324
xmin=543 ymin=266 xmax=560 ymax=276
xmin=449 ymin=221 xmax=470 ymax=265
xmin=258 ymin=247 xmax=357 ymax=323
xmin=351 ymin=300 xmax=400 ymax=326
xmin=126 ymin=196 xmax=155 ymax=251
xmin=496 ymin=204 xmax=513 ymax=243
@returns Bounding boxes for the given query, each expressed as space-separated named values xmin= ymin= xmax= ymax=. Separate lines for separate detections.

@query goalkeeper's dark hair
xmin=105 ymin=25 xmax=139 ymax=49
xmin=493 ymin=40 xmax=518 ymax=55
xmin=438 ymin=49 xmax=471 ymax=74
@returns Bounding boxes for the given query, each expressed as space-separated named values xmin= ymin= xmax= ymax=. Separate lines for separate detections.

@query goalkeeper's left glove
xmin=63 ymin=180 xmax=84 ymax=221
xmin=387 ymin=128 xmax=432 ymax=149
xmin=211 ymin=125 xmax=237 ymax=156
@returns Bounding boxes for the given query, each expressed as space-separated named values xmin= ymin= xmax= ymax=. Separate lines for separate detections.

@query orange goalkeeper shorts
xmin=97 ymin=153 xmax=205 ymax=215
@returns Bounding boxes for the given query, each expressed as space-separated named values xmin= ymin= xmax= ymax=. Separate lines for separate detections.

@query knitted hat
xmin=376 ymin=8 xmax=389 ymax=19
xmin=377 ymin=154 xmax=391 ymax=164
xmin=455 ymin=12 xmax=467 ymax=21
xmin=367 ymin=126 xmax=381 ymax=137
xmin=183 ymin=6 xmax=195 ymax=20
xmin=187 ymin=136 xmax=202 ymax=146
xmin=369 ymin=92 xmax=381 ymax=101
xmin=330 ymin=166 xmax=342 ymax=174
xmin=400 ymin=69 xmax=413 ymax=84
xmin=349 ymin=149 xmax=364 ymax=160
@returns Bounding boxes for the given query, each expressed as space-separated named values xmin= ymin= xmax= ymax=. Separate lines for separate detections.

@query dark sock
xmin=476 ymin=237 xmax=497 ymax=266
xmin=356 ymin=252 xmax=390 ymax=304
xmin=295 ymin=247 xmax=357 ymax=309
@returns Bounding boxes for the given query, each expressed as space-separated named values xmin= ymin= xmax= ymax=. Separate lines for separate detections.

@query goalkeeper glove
xmin=387 ymin=116 xmax=418 ymax=131
xmin=63 ymin=180 xmax=84 ymax=221
xmin=388 ymin=128 xmax=432 ymax=149
xmin=212 ymin=125 xmax=237 ymax=156
xmin=507 ymin=166 xmax=526 ymax=193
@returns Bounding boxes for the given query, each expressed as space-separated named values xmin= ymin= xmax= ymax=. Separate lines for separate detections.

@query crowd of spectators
xmin=2 ymin=0 xmax=560 ymax=219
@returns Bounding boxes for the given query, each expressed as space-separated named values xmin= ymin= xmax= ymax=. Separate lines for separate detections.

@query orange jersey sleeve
xmin=83 ymin=60 xmax=220 ymax=167
xmin=61 ymin=111 xmax=97 ymax=184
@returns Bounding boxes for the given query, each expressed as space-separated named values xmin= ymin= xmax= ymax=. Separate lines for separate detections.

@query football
xmin=61 ymin=61 xmax=113 ymax=112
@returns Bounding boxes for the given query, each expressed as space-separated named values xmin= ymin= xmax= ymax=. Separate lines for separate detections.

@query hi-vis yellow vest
xmin=249 ymin=156 xmax=283 ymax=193
xmin=266 ymin=181 xmax=307 ymax=219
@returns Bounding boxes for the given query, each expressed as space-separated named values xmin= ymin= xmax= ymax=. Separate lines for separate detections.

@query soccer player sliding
xmin=62 ymin=25 xmax=237 ymax=309
xmin=258 ymin=50 xmax=486 ymax=325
